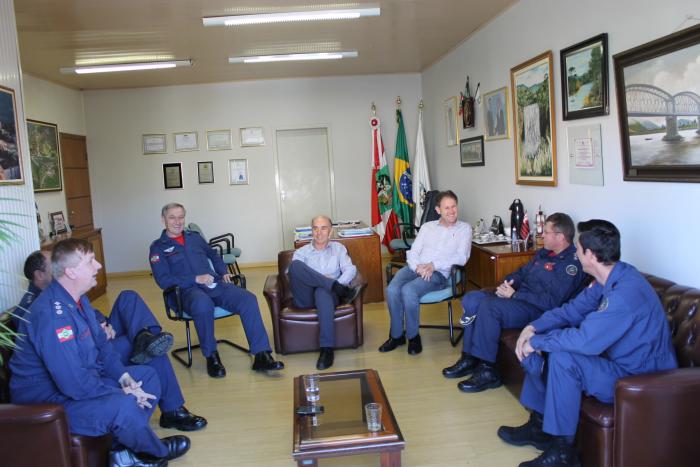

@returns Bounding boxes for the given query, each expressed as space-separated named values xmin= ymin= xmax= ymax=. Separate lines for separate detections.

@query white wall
xmin=422 ymin=0 xmax=700 ymax=286
xmin=83 ymin=74 xmax=422 ymax=273
xmin=22 ymin=74 xmax=86 ymax=235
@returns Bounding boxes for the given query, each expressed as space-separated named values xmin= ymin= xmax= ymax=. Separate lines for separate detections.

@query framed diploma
xmin=240 ymin=127 xmax=265 ymax=147
xmin=142 ymin=134 xmax=167 ymax=154
xmin=206 ymin=129 xmax=232 ymax=151
xmin=174 ymin=131 xmax=199 ymax=152
xmin=229 ymin=158 xmax=249 ymax=185
xmin=198 ymin=161 xmax=214 ymax=184
xmin=163 ymin=163 xmax=183 ymax=189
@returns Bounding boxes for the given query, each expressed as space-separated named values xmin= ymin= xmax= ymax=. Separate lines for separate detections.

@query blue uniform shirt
xmin=13 ymin=282 xmax=42 ymax=326
xmin=529 ymin=261 xmax=677 ymax=375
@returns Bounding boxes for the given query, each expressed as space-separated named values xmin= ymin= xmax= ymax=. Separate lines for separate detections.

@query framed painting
xmin=444 ymin=97 xmax=459 ymax=146
xmin=28 ymin=120 xmax=63 ymax=192
xmin=483 ymin=87 xmax=510 ymax=141
xmin=460 ymin=135 xmax=485 ymax=167
xmin=560 ymin=33 xmax=609 ymax=120
xmin=614 ymin=24 xmax=700 ymax=182
xmin=163 ymin=163 xmax=183 ymax=189
xmin=0 ymin=85 xmax=23 ymax=185
xmin=510 ymin=51 xmax=557 ymax=186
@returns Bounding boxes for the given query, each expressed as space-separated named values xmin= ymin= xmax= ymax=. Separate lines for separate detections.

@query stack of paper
xmin=338 ymin=227 xmax=373 ymax=238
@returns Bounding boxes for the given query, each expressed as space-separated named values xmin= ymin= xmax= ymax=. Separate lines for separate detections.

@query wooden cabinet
xmin=466 ymin=242 xmax=536 ymax=289
xmin=41 ymin=228 xmax=107 ymax=301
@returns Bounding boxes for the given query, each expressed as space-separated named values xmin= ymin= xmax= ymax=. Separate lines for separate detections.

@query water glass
xmin=364 ymin=402 xmax=382 ymax=432
xmin=303 ymin=374 xmax=320 ymax=403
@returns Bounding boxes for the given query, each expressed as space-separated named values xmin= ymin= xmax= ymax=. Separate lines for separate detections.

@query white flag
xmin=412 ymin=106 xmax=431 ymax=225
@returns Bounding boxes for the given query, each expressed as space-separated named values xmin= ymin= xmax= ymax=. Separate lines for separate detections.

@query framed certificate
xmin=142 ymin=133 xmax=167 ymax=154
xmin=206 ymin=129 xmax=232 ymax=151
xmin=240 ymin=127 xmax=265 ymax=147
xmin=163 ymin=163 xmax=183 ymax=189
xmin=174 ymin=131 xmax=199 ymax=152
xmin=229 ymin=158 xmax=249 ymax=185
xmin=198 ymin=161 xmax=214 ymax=184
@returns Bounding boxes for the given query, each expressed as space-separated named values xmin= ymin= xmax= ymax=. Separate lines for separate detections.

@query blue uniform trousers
xmin=520 ymin=351 xmax=627 ymax=436
xmin=107 ymin=291 xmax=185 ymax=412
xmin=288 ymin=260 xmax=339 ymax=347
xmin=181 ymin=283 xmax=271 ymax=356
xmin=386 ymin=266 xmax=446 ymax=339
xmin=461 ymin=291 xmax=542 ymax=362
xmin=63 ymin=365 xmax=168 ymax=458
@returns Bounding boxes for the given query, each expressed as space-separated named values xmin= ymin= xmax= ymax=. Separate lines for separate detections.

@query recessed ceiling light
xmin=228 ymin=51 xmax=358 ymax=64
xmin=60 ymin=60 xmax=193 ymax=74
xmin=203 ymin=7 xmax=380 ymax=27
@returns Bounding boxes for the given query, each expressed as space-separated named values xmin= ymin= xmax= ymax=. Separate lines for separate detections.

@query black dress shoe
xmin=161 ymin=435 xmax=191 ymax=461
xmin=206 ymin=351 xmax=226 ymax=378
xmin=160 ymin=406 xmax=208 ymax=432
xmin=252 ymin=351 xmax=285 ymax=372
xmin=498 ymin=411 xmax=552 ymax=450
xmin=457 ymin=363 xmax=502 ymax=392
xmin=316 ymin=347 xmax=334 ymax=370
xmin=130 ymin=330 xmax=174 ymax=364
xmin=332 ymin=282 xmax=363 ymax=305
xmin=519 ymin=437 xmax=581 ymax=467
xmin=109 ymin=447 xmax=166 ymax=467
xmin=378 ymin=333 xmax=406 ymax=352
xmin=442 ymin=353 xmax=480 ymax=378
xmin=407 ymin=334 xmax=422 ymax=355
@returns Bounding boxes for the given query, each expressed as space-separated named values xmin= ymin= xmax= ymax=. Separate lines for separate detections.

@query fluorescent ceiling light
xmin=60 ymin=60 xmax=192 ymax=74
xmin=203 ymin=7 xmax=380 ymax=27
xmin=229 ymin=51 xmax=358 ymax=64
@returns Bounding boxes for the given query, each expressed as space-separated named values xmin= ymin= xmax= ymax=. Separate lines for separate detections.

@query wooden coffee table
xmin=292 ymin=369 xmax=405 ymax=466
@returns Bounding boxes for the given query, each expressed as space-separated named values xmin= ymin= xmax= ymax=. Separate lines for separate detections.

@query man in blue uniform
xmin=288 ymin=215 xmax=362 ymax=370
xmin=18 ymin=250 xmax=207 ymax=433
xmin=10 ymin=239 xmax=191 ymax=467
xmin=150 ymin=203 xmax=283 ymax=378
xmin=498 ymin=220 xmax=677 ymax=467
xmin=442 ymin=213 xmax=588 ymax=393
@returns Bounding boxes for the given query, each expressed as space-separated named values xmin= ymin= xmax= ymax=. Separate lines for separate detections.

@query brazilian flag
xmin=392 ymin=109 xmax=413 ymax=224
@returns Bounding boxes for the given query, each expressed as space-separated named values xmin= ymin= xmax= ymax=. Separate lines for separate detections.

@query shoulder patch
xmin=597 ymin=297 xmax=609 ymax=312
xmin=56 ymin=326 xmax=74 ymax=342
xmin=150 ymin=255 xmax=160 ymax=263
xmin=566 ymin=264 xmax=578 ymax=276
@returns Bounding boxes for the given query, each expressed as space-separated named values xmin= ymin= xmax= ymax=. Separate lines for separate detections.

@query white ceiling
xmin=15 ymin=0 xmax=516 ymax=90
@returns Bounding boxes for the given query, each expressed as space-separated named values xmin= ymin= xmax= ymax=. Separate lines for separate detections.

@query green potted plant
xmin=0 ymin=197 xmax=26 ymax=358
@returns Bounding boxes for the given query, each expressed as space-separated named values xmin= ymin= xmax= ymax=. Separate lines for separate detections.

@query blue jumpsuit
xmin=14 ymin=282 xmax=41 ymax=326
xmin=520 ymin=261 xmax=678 ymax=436
xmin=461 ymin=244 xmax=587 ymax=362
xmin=9 ymin=281 xmax=168 ymax=458
xmin=149 ymin=230 xmax=271 ymax=357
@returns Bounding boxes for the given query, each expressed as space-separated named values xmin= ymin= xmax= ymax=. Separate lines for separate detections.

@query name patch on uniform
xmin=566 ymin=264 xmax=578 ymax=276
xmin=597 ymin=297 xmax=609 ymax=312
xmin=56 ymin=326 xmax=74 ymax=343
xmin=150 ymin=255 xmax=160 ymax=263
xmin=544 ymin=262 xmax=555 ymax=272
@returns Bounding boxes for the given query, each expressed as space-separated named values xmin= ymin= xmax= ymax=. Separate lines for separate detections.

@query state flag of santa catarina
xmin=371 ymin=114 xmax=398 ymax=249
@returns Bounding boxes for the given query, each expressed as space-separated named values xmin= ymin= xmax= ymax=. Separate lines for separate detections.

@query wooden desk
xmin=466 ymin=242 xmax=536 ymax=289
xmin=294 ymin=226 xmax=383 ymax=303
xmin=41 ymin=227 xmax=107 ymax=301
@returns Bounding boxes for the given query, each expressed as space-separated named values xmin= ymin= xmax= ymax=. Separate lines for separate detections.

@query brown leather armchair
xmin=263 ymin=249 xmax=367 ymax=354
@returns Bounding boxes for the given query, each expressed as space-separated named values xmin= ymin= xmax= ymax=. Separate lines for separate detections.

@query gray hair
xmin=162 ymin=202 xmax=186 ymax=217
xmin=52 ymin=238 xmax=93 ymax=279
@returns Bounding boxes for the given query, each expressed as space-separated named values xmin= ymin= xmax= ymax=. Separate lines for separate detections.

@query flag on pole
xmin=521 ymin=212 xmax=530 ymax=240
xmin=370 ymin=113 xmax=399 ymax=249
xmin=412 ymin=102 xmax=431 ymax=225
xmin=392 ymin=107 xmax=413 ymax=225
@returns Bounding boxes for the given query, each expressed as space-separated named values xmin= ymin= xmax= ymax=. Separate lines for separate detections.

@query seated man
xmin=19 ymin=250 xmax=207 ymax=432
xmin=379 ymin=190 xmax=472 ymax=355
xmin=10 ymin=239 xmax=191 ymax=467
xmin=150 ymin=202 xmax=283 ymax=378
xmin=498 ymin=220 xmax=677 ymax=466
xmin=288 ymin=215 xmax=362 ymax=370
xmin=442 ymin=213 xmax=587 ymax=393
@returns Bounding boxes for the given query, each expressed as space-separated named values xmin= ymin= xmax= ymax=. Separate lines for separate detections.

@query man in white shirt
xmin=288 ymin=215 xmax=362 ymax=370
xmin=379 ymin=190 xmax=472 ymax=355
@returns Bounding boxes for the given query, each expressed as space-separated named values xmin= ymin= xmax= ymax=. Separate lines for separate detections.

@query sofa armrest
xmin=350 ymin=273 xmax=368 ymax=346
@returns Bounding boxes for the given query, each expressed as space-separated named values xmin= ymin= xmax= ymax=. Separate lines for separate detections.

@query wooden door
xmin=60 ymin=133 xmax=93 ymax=230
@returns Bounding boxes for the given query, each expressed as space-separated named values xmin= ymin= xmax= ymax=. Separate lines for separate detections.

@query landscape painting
xmin=0 ymin=85 xmax=23 ymax=184
xmin=27 ymin=119 xmax=62 ymax=192
xmin=510 ymin=51 xmax=557 ymax=186
xmin=560 ymin=33 xmax=609 ymax=120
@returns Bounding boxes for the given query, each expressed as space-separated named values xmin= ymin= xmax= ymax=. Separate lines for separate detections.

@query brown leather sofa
xmin=263 ymin=249 xmax=367 ymax=354
xmin=495 ymin=273 xmax=700 ymax=467
xmin=0 ymin=325 xmax=112 ymax=467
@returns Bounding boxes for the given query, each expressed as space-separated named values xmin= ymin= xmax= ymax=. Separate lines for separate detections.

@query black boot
xmin=159 ymin=406 xmax=208 ymax=432
xmin=109 ymin=448 xmax=166 ymax=467
xmin=378 ymin=333 xmax=406 ymax=352
xmin=407 ymin=334 xmax=422 ymax=355
xmin=498 ymin=411 xmax=553 ymax=450
xmin=442 ymin=353 xmax=480 ymax=378
xmin=519 ymin=437 xmax=581 ymax=467
xmin=252 ymin=350 xmax=284 ymax=372
xmin=457 ymin=362 xmax=502 ymax=392
xmin=130 ymin=329 xmax=174 ymax=364
xmin=316 ymin=347 xmax=334 ymax=370
xmin=206 ymin=351 xmax=226 ymax=378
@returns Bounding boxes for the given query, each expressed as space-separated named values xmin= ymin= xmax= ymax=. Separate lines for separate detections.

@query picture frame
xmin=482 ymin=87 xmax=510 ymax=141
xmin=460 ymin=135 xmax=485 ymax=167
xmin=560 ymin=33 xmax=609 ymax=120
xmin=173 ymin=131 xmax=199 ymax=152
xmin=50 ymin=210 xmax=68 ymax=235
xmin=613 ymin=23 xmax=700 ymax=182
xmin=240 ymin=127 xmax=265 ymax=147
xmin=444 ymin=96 xmax=459 ymax=146
xmin=206 ymin=129 xmax=232 ymax=151
xmin=197 ymin=161 xmax=215 ymax=184
xmin=0 ymin=85 xmax=24 ymax=185
xmin=27 ymin=119 xmax=62 ymax=192
xmin=163 ymin=162 xmax=183 ymax=189
xmin=142 ymin=133 xmax=167 ymax=154
xmin=229 ymin=158 xmax=249 ymax=185
xmin=510 ymin=50 xmax=558 ymax=186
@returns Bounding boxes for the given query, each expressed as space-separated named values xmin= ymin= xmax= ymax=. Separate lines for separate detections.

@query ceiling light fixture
xmin=60 ymin=60 xmax=193 ymax=74
xmin=228 ymin=51 xmax=358 ymax=64
xmin=203 ymin=6 xmax=380 ymax=27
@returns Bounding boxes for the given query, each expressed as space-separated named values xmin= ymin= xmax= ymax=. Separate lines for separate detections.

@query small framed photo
xmin=229 ymin=158 xmax=249 ymax=185
xmin=482 ymin=87 xmax=510 ymax=141
xmin=460 ymin=135 xmax=485 ymax=167
xmin=142 ymin=133 xmax=167 ymax=154
xmin=163 ymin=163 xmax=183 ymax=189
xmin=197 ymin=161 xmax=214 ymax=184
xmin=50 ymin=211 xmax=68 ymax=235
xmin=560 ymin=33 xmax=609 ymax=120
xmin=444 ymin=97 xmax=459 ymax=146
xmin=206 ymin=129 xmax=232 ymax=151
xmin=174 ymin=131 xmax=199 ymax=152
xmin=240 ymin=127 xmax=265 ymax=147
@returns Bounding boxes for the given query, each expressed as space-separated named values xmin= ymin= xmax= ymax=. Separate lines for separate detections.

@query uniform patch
xmin=573 ymin=253 xmax=578 ymax=261
xmin=544 ymin=262 xmax=555 ymax=272
xmin=150 ymin=255 xmax=160 ymax=263
xmin=164 ymin=246 xmax=175 ymax=253
xmin=56 ymin=326 xmax=74 ymax=342
xmin=566 ymin=264 xmax=578 ymax=276
xmin=597 ymin=297 xmax=609 ymax=312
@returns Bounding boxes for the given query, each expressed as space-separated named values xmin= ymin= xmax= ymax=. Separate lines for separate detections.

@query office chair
xmin=187 ymin=222 xmax=246 ymax=288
